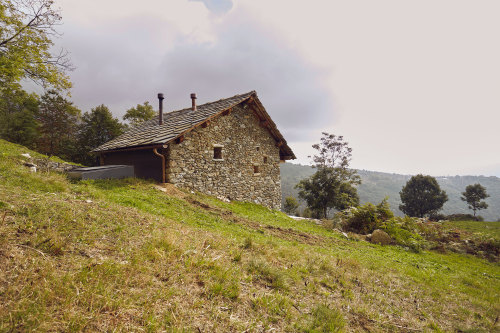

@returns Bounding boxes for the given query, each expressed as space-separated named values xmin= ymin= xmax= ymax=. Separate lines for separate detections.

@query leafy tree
xmin=399 ymin=174 xmax=448 ymax=218
xmin=36 ymin=89 xmax=80 ymax=158
xmin=0 ymin=85 xmax=39 ymax=148
xmin=296 ymin=132 xmax=360 ymax=218
xmin=283 ymin=196 xmax=299 ymax=215
xmin=461 ymin=184 xmax=489 ymax=217
xmin=311 ymin=132 xmax=352 ymax=169
xmin=123 ymin=101 xmax=156 ymax=126
xmin=76 ymin=105 xmax=124 ymax=165
xmin=0 ymin=0 xmax=72 ymax=90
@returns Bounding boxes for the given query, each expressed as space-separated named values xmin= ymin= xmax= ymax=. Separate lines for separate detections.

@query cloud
xmin=59 ymin=1 xmax=335 ymax=144
xmin=189 ymin=0 xmax=233 ymax=14
xmin=154 ymin=15 xmax=335 ymax=142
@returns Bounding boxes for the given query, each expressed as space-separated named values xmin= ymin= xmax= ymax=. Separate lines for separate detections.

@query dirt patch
xmin=188 ymin=199 xmax=211 ymax=210
xmin=263 ymin=225 xmax=325 ymax=245
xmin=154 ymin=184 xmax=187 ymax=199
xmin=185 ymin=197 xmax=327 ymax=246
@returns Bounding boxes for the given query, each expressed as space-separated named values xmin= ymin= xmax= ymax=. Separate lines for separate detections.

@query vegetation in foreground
xmin=1 ymin=139 xmax=499 ymax=332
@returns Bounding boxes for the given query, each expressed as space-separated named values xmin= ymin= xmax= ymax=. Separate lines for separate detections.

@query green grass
xmin=0 ymin=139 xmax=499 ymax=332
xmin=444 ymin=220 xmax=500 ymax=239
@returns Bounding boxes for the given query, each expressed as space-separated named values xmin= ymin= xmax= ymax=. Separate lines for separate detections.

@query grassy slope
xmin=1 ymin=139 xmax=499 ymax=332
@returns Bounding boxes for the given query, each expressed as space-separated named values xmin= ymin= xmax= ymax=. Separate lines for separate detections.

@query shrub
xmin=446 ymin=214 xmax=483 ymax=222
xmin=376 ymin=197 xmax=394 ymax=220
xmin=428 ymin=213 xmax=446 ymax=221
xmin=302 ymin=208 xmax=312 ymax=218
xmin=381 ymin=216 xmax=427 ymax=253
xmin=283 ymin=196 xmax=299 ymax=215
xmin=340 ymin=198 xmax=394 ymax=234
xmin=341 ymin=203 xmax=380 ymax=234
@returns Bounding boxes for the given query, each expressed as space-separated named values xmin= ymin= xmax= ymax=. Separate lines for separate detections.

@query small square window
xmin=253 ymin=165 xmax=260 ymax=174
xmin=214 ymin=147 xmax=222 ymax=159
xmin=263 ymin=156 xmax=268 ymax=163
xmin=256 ymin=146 xmax=260 ymax=151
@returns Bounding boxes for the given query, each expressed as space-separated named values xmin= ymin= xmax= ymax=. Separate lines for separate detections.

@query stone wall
xmin=167 ymin=104 xmax=282 ymax=209
xmin=34 ymin=158 xmax=77 ymax=172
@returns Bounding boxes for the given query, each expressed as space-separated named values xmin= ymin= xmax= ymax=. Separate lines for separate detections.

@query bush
xmin=446 ymin=213 xmax=483 ymax=222
xmin=381 ymin=216 xmax=427 ymax=253
xmin=301 ymin=207 xmax=322 ymax=219
xmin=301 ymin=208 xmax=312 ymax=218
xmin=341 ymin=203 xmax=380 ymax=234
xmin=339 ymin=199 xmax=394 ymax=234
xmin=283 ymin=196 xmax=299 ymax=215
xmin=428 ymin=213 xmax=446 ymax=221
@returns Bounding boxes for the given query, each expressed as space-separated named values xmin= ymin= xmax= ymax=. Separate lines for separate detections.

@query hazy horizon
xmin=285 ymin=161 xmax=500 ymax=178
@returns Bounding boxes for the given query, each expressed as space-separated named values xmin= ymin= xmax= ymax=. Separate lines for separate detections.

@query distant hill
xmin=281 ymin=163 xmax=500 ymax=221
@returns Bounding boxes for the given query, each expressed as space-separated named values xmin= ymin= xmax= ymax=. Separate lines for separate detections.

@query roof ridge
xmin=163 ymin=90 xmax=255 ymax=116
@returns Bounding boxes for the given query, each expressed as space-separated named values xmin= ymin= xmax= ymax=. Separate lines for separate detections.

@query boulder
xmin=370 ymin=229 xmax=392 ymax=245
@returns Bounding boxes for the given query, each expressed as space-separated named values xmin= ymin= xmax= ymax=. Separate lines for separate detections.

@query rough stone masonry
xmin=167 ymin=104 xmax=282 ymax=209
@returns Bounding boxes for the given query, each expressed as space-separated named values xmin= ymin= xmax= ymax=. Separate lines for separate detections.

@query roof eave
xmin=93 ymin=143 xmax=165 ymax=154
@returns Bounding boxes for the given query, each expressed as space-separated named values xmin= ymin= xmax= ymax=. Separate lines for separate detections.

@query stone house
xmin=93 ymin=91 xmax=295 ymax=209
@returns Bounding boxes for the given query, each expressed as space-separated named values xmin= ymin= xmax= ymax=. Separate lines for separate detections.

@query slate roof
xmin=93 ymin=91 xmax=295 ymax=160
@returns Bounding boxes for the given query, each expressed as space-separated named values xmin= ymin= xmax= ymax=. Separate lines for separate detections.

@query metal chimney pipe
xmin=158 ymin=93 xmax=164 ymax=125
xmin=190 ymin=93 xmax=197 ymax=111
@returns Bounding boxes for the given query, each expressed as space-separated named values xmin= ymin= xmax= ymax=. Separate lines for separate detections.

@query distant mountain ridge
xmin=280 ymin=163 xmax=500 ymax=221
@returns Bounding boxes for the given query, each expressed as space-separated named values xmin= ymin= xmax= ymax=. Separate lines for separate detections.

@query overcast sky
xmin=54 ymin=0 xmax=500 ymax=176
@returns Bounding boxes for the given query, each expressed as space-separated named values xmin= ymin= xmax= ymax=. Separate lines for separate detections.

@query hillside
xmin=1 ymin=139 xmax=499 ymax=332
xmin=281 ymin=163 xmax=500 ymax=221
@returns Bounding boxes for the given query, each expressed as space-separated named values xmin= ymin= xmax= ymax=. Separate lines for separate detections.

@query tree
xmin=36 ymin=89 xmax=80 ymax=158
xmin=461 ymin=184 xmax=489 ymax=217
xmin=76 ymin=105 xmax=124 ymax=165
xmin=399 ymin=174 xmax=448 ymax=218
xmin=0 ymin=84 xmax=39 ymax=148
xmin=296 ymin=132 xmax=360 ymax=219
xmin=123 ymin=101 xmax=156 ymax=126
xmin=283 ymin=196 xmax=299 ymax=215
xmin=0 ymin=0 xmax=72 ymax=90
xmin=296 ymin=168 xmax=359 ymax=218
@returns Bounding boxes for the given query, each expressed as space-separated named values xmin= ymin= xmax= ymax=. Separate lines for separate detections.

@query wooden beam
xmin=275 ymin=141 xmax=283 ymax=148
xmin=201 ymin=120 xmax=210 ymax=128
xmin=222 ymin=107 xmax=232 ymax=116
xmin=175 ymin=135 xmax=184 ymax=144
xmin=259 ymin=120 xmax=269 ymax=128
xmin=96 ymin=144 xmax=163 ymax=154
